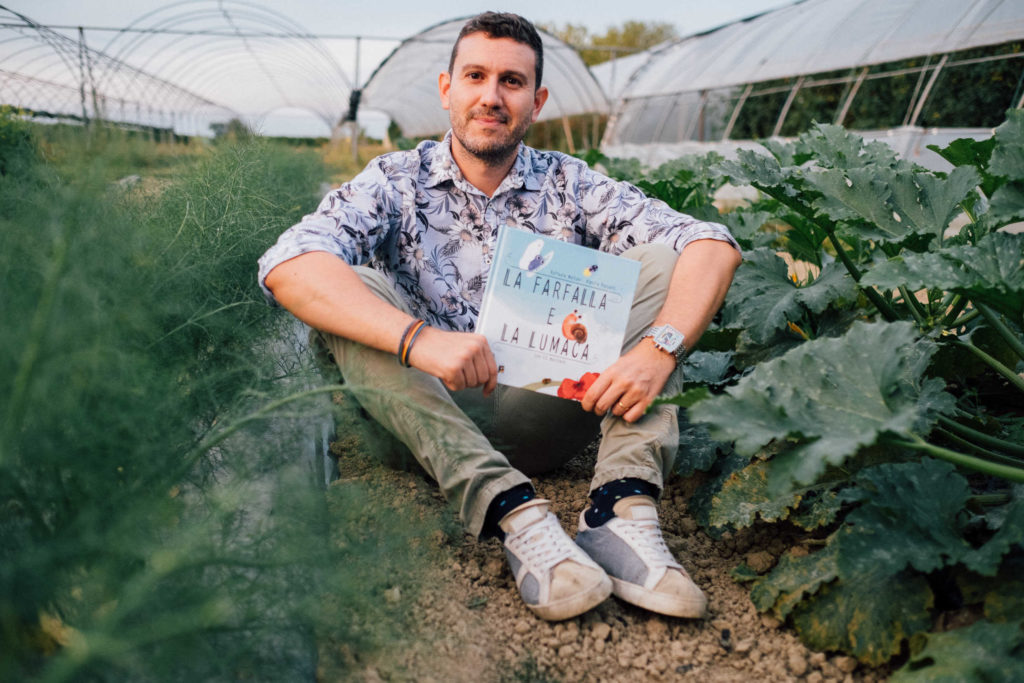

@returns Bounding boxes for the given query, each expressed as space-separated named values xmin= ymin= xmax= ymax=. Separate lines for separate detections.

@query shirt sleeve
xmin=256 ymin=157 xmax=401 ymax=304
xmin=575 ymin=164 xmax=740 ymax=256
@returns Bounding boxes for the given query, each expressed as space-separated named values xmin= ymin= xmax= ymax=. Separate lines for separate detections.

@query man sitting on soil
xmin=259 ymin=12 xmax=741 ymax=621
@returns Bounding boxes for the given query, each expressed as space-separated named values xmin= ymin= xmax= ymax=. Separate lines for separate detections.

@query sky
xmin=7 ymin=0 xmax=796 ymax=136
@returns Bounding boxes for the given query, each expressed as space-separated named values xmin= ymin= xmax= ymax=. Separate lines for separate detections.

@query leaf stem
xmin=2 ymin=235 xmax=68 ymax=467
xmin=968 ymin=493 xmax=1011 ymax=506
xmin=899 ymin=285 xmax=928 ymax=328
xmin=938 ymin=416 xmax=1024 ymax=457
xmin=891 ymin=434 xmax=1024 ymax=482
xmin=976 ymin=302 xmax=1024 ymax=362
xmin=954 ymin=340 xmax=1024 ymax=395
xmin=935 ymin=427 xmax=1024 ymax=468
xmin=950 ymin=309 xmax=980 ymax=328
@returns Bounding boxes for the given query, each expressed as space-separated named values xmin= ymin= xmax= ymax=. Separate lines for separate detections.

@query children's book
xmin=475 ymin=227 xmax=640 ymax=400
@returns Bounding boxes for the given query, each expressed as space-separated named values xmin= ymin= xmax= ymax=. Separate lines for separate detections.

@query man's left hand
xmin=579 ymin=340 xmax=677 ymax=423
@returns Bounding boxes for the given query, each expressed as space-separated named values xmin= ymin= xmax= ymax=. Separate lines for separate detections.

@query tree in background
xmin=541 ymin=20 xmax=679 ymax=66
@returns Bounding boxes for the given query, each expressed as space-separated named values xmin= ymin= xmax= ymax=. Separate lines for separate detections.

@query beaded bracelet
xmin=397 ymin=319 xmax=423 ymax=366
xmin=401 ymin=321 xmax=428 ymax=367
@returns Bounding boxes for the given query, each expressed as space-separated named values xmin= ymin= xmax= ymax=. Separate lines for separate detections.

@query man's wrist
xmin=641 ymin=324 xmax=687 ymax=365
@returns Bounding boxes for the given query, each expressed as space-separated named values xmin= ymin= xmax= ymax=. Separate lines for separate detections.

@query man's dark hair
xmin=448 ymin=12 xmax=544 ymax=88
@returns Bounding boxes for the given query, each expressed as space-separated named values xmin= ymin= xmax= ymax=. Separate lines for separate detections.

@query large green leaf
xmin=927 ymin=136 xmax=999 ymax=197
xmin=807 ymin=165 xmax=980 ymax=245
xmin=716 ymin=149 xmax=801 ymax=197
xmin=801 ymin=124 xmax=904 ymax=171
xmin=957 ymin=557 xmax=1024 ymax=623
xmin=981 ymin=111 xmax=1024 ymax=223
xmin=890 ymin=619 xmax=1024 ymax=682
xmin=963 ymin=491 xmax=1024 ymax=576
xmin=709 ymin=458 xmax=802 ymax=529
xmin=709 ymin=458 xmax=846 ymax=530
xmin=990 ymin=181 xmax=1024 ymax=224
xmin=674 ymin=412 xmax=729 ymax=477
xmin=717 ymin=208 xmax=779 ymax=251
xmin=690 ymin=321 xmax=956 ymax=490
xmin=750 ymin=537 xmax=839 ymax=619
xmin=752 ymin=528 xmax=934 ymax=665
xmin=989 ymin=109 xmax=1024 ymax=179
xmin=723 ymin=249 xmax=857 ymax=345
xmin=982 ymin=572 xmax=1024 ymax=624
xmin=682 ymin=350 xmax=735 ymax=387
xmin=790 ymin=565 xmax=933 ymax=666
xmin=838 ymin=459 xmax=973 ymax=575
xmin=789 ymin=489 xmax=843 ymax=531
xmin=687 ymin=451 xmax=749 ymax=534
xmin=862 ymin=231 xmax=1024 ymax=320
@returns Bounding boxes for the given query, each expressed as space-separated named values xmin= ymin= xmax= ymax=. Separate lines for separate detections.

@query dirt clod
xmin=836 ymin=655 xmax=859 ymax=673
xmin=745 ymin=550 xmax=776 ymax=574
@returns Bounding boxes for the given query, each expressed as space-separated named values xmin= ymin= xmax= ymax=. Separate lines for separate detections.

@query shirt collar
xmin=425 ymin=130 xmax=541 ymax=195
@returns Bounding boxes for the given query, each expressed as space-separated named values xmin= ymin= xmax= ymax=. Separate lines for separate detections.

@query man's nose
xmin=478 ymin=78 xmax=502 ymax=107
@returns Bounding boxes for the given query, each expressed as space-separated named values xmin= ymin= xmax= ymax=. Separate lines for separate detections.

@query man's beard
xmin=452 ymin=107 xmax=530 ymax=165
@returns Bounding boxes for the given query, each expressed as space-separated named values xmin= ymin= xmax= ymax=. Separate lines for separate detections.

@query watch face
xmin=654 ymin=326 xmax=684 ymax=352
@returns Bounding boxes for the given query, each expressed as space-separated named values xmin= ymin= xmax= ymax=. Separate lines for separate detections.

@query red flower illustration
xmin=557 ymin=372 xmax=600 ymax=400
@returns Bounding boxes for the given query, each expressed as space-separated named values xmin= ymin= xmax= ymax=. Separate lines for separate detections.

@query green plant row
xmin=0 ymin=114 xmax=434 ymax=681
xmin=599 ymin=113 xmax=1024 ymax=676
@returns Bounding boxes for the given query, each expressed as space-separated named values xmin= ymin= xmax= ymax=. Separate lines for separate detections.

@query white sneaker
xmin=501 ymin=500 xmax=612 ymax=621
xmin=575 ymin=497 xmax=707 ymax=618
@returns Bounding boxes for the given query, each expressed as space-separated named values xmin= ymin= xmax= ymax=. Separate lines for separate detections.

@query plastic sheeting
xmin=361 ymin=17 xmax=608 ymax=138
xmin=589 ymin=47 xmax=661 ymax=102
xmin=603 ymin=0 xmax=1024 ymax=161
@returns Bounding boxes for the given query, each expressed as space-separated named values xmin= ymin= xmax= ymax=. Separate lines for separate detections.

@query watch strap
xmin=642 ymin=325 xmax=687 ymax=365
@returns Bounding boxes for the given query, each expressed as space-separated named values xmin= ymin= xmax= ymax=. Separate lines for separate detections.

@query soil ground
xmin=317 ymin=401 xmax=889 ymax=683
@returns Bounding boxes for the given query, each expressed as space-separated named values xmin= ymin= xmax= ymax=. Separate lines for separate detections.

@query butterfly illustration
xmin=519 ymin=238 xmax=553 ymax=277
xmin=583 ymin=264 xmax=598 ymax=276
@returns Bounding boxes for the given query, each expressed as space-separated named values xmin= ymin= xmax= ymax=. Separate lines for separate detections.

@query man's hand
xmin=579 ymin=339 xmax=676 ymax=423
xmin=407 ymin=327 xmax=499 ymax=395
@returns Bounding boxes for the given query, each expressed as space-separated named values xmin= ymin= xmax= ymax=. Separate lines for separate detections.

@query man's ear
xmin=531 ymin=86 xmax=549 ymax=122
xmin=439 ymin=72 xmax=452 ymax=110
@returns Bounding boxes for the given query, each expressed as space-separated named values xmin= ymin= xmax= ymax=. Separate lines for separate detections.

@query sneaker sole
xmin=528 ymin=574 xmax=613 ymax=621
xmin=610 ymin=577 xmax=707 ymax=619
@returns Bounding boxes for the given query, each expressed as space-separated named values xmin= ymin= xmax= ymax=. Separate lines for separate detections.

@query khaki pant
xmin=317 ymin=244 xmax=681 ymax=537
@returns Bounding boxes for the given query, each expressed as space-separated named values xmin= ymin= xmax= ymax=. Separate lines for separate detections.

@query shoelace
xmin=506 ymin=513 xmax=579 ymax=572
xmin=618 ymin=518 xmax=682 ymax=570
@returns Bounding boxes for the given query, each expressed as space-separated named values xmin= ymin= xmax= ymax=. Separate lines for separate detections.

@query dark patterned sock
xmin=584 ymin=478 xmax=659 ymax=528
xmin=481 ymin=482 xmax=537 ymax=541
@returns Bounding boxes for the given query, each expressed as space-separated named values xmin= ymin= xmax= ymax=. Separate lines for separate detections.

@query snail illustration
xmin=561 ymin=310 xmax=588 ymax=343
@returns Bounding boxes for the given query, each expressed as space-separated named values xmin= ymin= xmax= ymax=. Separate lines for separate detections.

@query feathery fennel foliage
xmin=1 ymin=116 xmax=434 ymax=681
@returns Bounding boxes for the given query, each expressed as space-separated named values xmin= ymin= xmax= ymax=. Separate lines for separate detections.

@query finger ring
xmin=617 ymin=401 xmax=627 ymax=408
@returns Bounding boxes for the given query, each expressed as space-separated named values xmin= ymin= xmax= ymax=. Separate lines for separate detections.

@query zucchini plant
xmin=630 ymin=113 xmax=1024 ymax=675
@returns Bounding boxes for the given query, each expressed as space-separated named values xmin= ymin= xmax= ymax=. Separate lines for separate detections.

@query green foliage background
xmin=624 ymin=113 xmax=1024 ymax=676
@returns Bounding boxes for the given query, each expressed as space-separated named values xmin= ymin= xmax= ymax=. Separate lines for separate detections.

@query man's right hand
xmin=407 ymin=327 xmax=499 ymax=395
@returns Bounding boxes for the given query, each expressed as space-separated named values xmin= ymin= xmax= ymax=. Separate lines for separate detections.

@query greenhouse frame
xmin=600 ymin=0 xmax=1024 ymax=169
xmin=360 ymin=16 xmax=608 ymax=140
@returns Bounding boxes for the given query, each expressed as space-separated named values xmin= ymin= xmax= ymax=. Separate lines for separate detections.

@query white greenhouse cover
xmin=617 ymin=0 xmax=1024 ymax=100
xmin=361 ymin=17 xmax=608 ymax=138
xmin=589 ymin=46 xmax=663 ymax=101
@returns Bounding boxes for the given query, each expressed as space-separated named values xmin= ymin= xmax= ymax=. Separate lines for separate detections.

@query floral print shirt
xmin=258 ymin=131 xmax=739 ymax=332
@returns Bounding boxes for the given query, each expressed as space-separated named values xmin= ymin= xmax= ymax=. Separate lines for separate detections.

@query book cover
xmin=476 ymin=227 xmax=640 ymax=399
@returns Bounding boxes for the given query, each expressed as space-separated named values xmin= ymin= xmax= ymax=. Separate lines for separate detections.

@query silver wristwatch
xmin=642 ymin=324 xmax=687 ymax=365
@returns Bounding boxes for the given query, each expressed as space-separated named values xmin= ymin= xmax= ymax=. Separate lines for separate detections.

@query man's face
xmin=439 ymin=32 xmax=548 ymax=165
